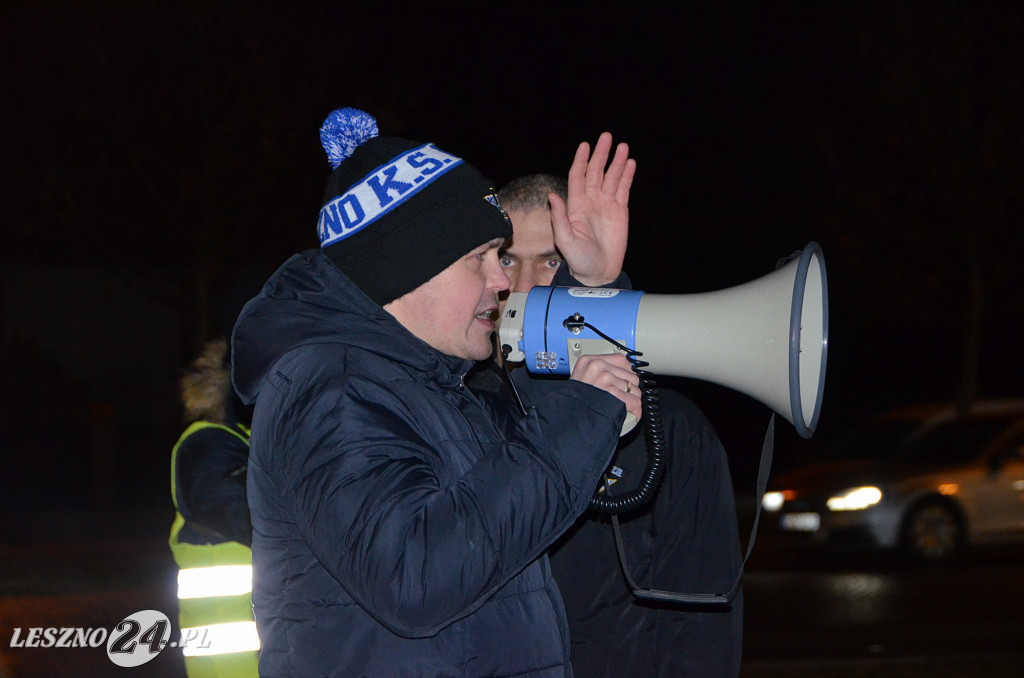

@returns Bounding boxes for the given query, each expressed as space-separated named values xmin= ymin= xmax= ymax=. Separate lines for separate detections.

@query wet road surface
xmin=1 ymin=506 xmax=1021 ymax=677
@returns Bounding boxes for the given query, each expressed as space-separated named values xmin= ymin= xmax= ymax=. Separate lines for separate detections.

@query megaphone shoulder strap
xmin=614 ymin=414 xmax=775 ymax=606
xmin=503 ymin=325 xmax=778 ymax=605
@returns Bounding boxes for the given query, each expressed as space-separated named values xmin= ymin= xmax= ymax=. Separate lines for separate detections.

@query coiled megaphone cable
xmin=504 ymin=312 xmax=760 ymax=606
xmin=500 ymin=314 xmax=667 ymax=515
xmin=559 ymin=313 xmax=668 ymax=516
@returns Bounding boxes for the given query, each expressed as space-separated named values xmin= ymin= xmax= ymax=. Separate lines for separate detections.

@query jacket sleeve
xmin=268 ymin=359 xmax=624 ymax=638
xmin=551 ymin=263 xmax=631 ymax=290
xmin=177 ymin=428 xmax=253 ymax=547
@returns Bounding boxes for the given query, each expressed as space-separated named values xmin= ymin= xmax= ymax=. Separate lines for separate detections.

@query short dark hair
xmin=498 ymin=173 xmax=567 ymax=212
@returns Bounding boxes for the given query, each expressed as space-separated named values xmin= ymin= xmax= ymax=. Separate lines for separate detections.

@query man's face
xmin=499 ymin=207 xmax=563 ymax=297
xmin=384 ymin=238 xmax=510 ymax=361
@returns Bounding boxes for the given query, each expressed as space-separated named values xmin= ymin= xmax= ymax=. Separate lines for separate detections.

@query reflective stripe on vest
xmin=170 ymin=421 xmax=259 ymax=675
xmin=178 ymin=565 xmax=253 ymax=599
xmin=180 ymin=621 xmax=261 ymax=657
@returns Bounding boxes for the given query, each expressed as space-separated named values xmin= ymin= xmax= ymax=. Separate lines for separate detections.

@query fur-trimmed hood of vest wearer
xmin=231 ymin=249 xmax=477 ymax=407
xmin=180 ymin=339 xmax=232 ymax=424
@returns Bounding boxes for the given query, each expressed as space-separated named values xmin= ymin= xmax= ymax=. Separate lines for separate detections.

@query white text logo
xmin=8 ymin=609 xmax=219 ymax=668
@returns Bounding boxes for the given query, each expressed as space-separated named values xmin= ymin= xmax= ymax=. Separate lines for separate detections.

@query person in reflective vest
xmin=170 ymin=338 xmax=259 ymax=676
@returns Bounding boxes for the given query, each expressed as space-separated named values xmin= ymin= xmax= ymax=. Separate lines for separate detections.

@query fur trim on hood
xmin=180 ymin=339 xmax=232 ymax=424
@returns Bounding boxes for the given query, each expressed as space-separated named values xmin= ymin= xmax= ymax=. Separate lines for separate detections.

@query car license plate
xmin=781 ymin=512 xmax=821 ymax=532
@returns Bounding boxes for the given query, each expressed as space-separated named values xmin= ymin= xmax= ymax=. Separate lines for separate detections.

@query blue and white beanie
xmin=317 ymin=108 xmax=512 ymax=306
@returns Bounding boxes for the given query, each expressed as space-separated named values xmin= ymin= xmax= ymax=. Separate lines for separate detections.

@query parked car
xmin=762 ymin=399 xmax=1024 ymax=562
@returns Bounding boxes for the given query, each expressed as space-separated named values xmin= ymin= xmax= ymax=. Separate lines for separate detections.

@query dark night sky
xmin=4 ymin=2 xmax=848 ymax=268
xmin=2 ymin=2 xmax=1022 ymax=502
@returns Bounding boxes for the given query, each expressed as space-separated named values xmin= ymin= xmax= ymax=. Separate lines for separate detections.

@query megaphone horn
xmin=498 ymin=242 xmax=829 ymax=438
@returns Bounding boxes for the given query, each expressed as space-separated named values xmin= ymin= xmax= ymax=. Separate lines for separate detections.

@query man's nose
xmin=488 ymin=258 xmax=511 ymax=291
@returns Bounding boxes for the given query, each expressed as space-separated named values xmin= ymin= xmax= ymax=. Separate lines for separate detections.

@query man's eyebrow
xmin=501 ymin=249 xmax=562 ymax=260
xmin=473 ymin=238 xmax=507 ymax=255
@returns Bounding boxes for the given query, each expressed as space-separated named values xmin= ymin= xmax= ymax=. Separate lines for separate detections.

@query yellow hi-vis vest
xmin=169 ymin=421 xmax=259 ymax=677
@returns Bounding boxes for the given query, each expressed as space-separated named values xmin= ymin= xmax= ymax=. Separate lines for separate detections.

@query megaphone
xmin=498 ymin=242 xmax=829 ymax=438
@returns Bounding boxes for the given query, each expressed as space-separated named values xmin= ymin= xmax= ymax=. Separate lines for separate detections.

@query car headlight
xmin=762 ymin=489 xmax=798 ymax=512
xmin=762 ymin=491 xmax=786 ymax=512
xmin=827 ymin=486 xmax=882 ymax=511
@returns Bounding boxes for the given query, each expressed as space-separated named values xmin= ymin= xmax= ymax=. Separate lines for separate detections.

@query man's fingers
xmin=600 ymin=141 xmax=631 ymax=195
xmin=570 ymin=354 xmax=642 ymax=419
xmin=569 ymin=133 xmax=635 ymax=203
xmin=615 ymin=158 xmax=637 ymax=205
xmin=548 ymin=193 xmax=571 ymax=246
xmin=571 ymin=353 xmax=633 ymax=384
xmin=585 ymin=132 xmax=613 ymax=190
xmin=567 ymin=140 xmax=590 ymax=198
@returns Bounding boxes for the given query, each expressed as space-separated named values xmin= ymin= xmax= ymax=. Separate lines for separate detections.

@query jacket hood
xmin=231 ymin=249 xmax=475 ymax=405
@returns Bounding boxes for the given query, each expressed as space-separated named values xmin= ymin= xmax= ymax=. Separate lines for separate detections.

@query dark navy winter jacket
xmin=231 ymin=249 xmax=625 ymax=677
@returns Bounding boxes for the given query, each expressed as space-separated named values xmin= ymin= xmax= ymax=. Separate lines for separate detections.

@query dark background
xmin=1 ymin=1 xmax=1022 ymax=511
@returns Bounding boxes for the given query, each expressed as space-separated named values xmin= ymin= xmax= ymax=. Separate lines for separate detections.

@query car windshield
xmin=823 ymin=420 xmax=920 ymax=461
xmin=823 ymin=415 xmax=1019 ymax=465
xmin=896 ymin=418 xmax=1013 ymax=465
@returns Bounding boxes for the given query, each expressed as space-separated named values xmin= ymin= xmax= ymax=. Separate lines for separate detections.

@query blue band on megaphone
xmin=522 ymin=287 xmax=645 ymax=375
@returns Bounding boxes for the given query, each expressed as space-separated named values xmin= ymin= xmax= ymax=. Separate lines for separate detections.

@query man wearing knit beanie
xmin=231 ymin=109 xmax=641 ymax=677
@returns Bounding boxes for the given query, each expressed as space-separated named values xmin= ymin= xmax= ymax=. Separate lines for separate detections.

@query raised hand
xmin=549 ymin=132 xmax=636 ymax=287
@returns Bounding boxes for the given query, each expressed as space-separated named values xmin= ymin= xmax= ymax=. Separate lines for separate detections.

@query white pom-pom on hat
xmin=320 ymin=108 xmax=380 ymax=169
